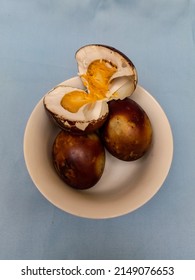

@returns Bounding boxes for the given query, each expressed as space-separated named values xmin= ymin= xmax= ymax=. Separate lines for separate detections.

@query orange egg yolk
xmin=61 ymin=59 xmax=117 ymax=113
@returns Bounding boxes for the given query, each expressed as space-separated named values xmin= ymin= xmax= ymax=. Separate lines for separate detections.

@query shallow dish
xmin=24 ymin=77 xmax=173 ymax=219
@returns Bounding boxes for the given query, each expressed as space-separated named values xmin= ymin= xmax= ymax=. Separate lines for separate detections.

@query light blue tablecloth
xmin=0 ymin=0 xmax=195 ymax=260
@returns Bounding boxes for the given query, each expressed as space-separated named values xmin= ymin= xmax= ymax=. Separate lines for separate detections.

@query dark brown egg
xmin=100 ymin=98 xmax=152 ymax=161
xmin=52 ymin=130 xmax=105 ymax=189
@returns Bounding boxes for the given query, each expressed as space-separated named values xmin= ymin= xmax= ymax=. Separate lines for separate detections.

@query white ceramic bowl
xmin=24 ymin=77 xmax=173 ymax=219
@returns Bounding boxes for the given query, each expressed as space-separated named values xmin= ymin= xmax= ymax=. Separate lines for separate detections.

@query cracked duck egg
xmin=43 ymin=44 xmax=138 ymax=134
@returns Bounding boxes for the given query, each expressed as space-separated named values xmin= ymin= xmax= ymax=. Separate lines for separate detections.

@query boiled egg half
xmin=43 ymin=44 xmax=138 ymax=133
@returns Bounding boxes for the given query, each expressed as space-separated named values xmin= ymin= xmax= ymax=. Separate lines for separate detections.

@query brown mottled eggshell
xmin=52 ymin=130 xmax=105 ymax=189
xmin=100 ymin=98 xmax=153 ymax=161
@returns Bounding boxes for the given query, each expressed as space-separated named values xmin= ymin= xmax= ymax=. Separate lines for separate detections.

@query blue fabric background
xmin=0 ymin=0 xmax=195 ymax=259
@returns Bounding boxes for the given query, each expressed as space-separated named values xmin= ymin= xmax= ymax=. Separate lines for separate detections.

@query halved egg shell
xmin=43 ymin=78 xmax=109 ymax=134
xmin=43 ymin=44 xmax=138 ymax=134
xmin=76 ymin=44 xmax=138 ymax=100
